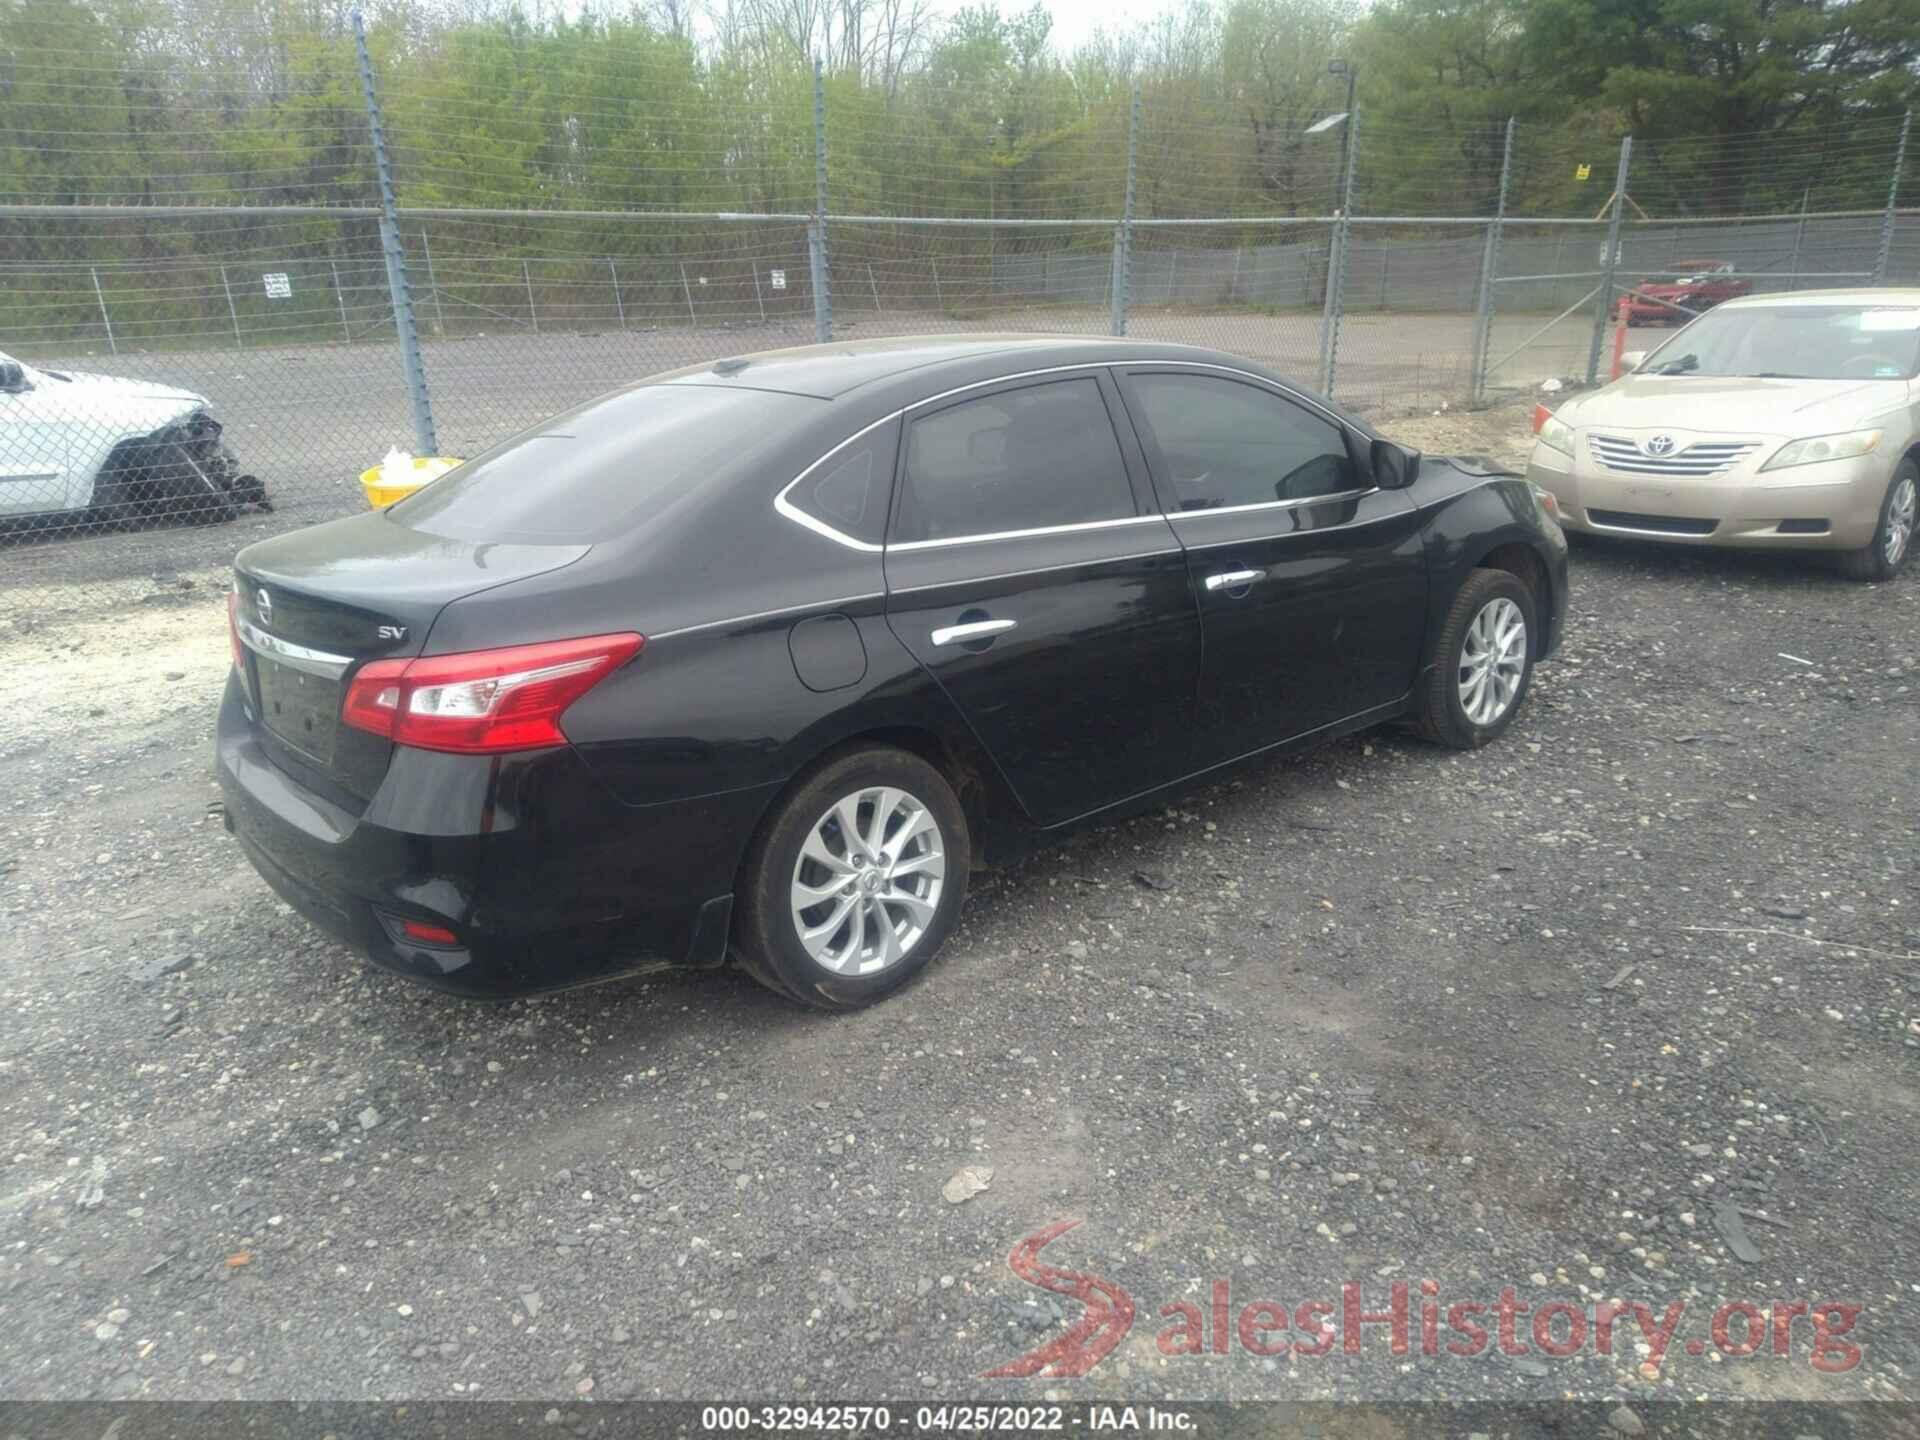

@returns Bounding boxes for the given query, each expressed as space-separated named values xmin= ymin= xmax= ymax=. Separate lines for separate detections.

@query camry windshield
xmin=1644 ymin=304 xmax=1920 ymax=380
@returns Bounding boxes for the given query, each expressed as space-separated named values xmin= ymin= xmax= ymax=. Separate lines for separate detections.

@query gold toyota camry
xmin=1526 ymin=288 xmax=1919 ymax=579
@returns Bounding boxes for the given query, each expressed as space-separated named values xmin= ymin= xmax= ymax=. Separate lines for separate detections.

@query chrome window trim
xmin=236 ymin=617 xmax=352 ymax=679
xmin=889 ymin=513 xmax=1168 ymax=551
xmin=771 ymin=358 xmax=1346 ymax=553
xmin=1163 ymin=486 xmax=1379 ymax=520
xmin=772 ymin=412 xmax=898 ymax=554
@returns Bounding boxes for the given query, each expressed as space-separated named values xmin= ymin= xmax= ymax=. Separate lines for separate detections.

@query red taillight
xmin=1531 ymin=403 xmax=1553 ymax=435
xmin=401 ymin=919 xmax=459 ymax=946
xmin=228 ymin=590 xmax=244 ymax=671
xmin=340 ymin=633 xmax=643 ymax=755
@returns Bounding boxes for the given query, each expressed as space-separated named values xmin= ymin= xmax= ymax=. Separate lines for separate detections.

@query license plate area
xmin=255 ymin=656 xmax=340 ymax=765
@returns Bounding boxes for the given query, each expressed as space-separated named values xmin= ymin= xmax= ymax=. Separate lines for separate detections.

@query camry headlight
xmin=1536 ymin=413 xmax=1575 ymax=457
xmin=1760 ymin=430 xmax=1881 ymax=472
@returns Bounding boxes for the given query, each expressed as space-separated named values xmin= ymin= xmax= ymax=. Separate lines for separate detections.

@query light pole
xmin=1328 ymin=59 xmax=1356 ymax=216
xmin=1305 ymin=60 xmax=1359 ymax=396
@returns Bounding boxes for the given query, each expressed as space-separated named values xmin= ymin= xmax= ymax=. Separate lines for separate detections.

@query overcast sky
xmin=1038 ymin=0 xmax=1153 ymax=53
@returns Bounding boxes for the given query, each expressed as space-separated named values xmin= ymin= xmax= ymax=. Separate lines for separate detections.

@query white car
xmin=1526 ymin=288 xmax=1918 ymax=580
xmin=0 ymin=350 xmax=266 ymax=528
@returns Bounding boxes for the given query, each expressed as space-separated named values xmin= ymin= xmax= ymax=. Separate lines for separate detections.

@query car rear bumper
xmin=1527 ymin=445 xmax=1888 ymax=550
xmin=215 ymin=675 xmax=766 ymax=998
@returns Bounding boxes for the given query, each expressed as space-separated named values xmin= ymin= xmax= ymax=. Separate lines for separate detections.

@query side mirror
xmin=0 ymin=361 xmax=26 ymax=394
xmin=1621 ymin=350 xmax=1648 ymax=372
xmin=1370 ymin=438 xmax=1420 ymax=490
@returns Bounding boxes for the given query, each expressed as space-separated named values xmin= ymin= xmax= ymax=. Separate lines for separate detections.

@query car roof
xmin=1718 ymin=287 xmax=1920 ymax=310
xmin=640 ymin=333 xmax=1297 ymax=408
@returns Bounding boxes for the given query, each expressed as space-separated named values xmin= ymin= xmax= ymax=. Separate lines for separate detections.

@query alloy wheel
xmin=789 ymin=785 xmax=946 ymax=976
xmin=1885 ymin=474 xmax=1916 ymax=566
xmin=1457 ymin=596 xmax=1527 ymax=727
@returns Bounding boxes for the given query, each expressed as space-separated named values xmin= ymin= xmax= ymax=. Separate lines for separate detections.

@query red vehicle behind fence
xmin=1621 ymin=259 xmax=1753 ymax=325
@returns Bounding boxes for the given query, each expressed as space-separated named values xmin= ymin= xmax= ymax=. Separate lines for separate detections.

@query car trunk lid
xmin=233 ymin=509 xmax=589 ymax=805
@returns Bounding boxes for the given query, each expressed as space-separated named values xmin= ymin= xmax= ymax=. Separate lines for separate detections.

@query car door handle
xmin=1204 ymin=568 xmax=1267 ymax=592
xmin=930 ymin=618 xmax=1018 ymax=647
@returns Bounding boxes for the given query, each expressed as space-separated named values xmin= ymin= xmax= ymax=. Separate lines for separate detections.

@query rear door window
xmin=891 ymin=378 xmax=1136 ymax=544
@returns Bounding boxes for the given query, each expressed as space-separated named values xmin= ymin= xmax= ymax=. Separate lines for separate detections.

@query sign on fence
xmin=769 ymin=269 xmax=787 ymax=290
xmin=262 ymin=272 xmax=292 ymax=299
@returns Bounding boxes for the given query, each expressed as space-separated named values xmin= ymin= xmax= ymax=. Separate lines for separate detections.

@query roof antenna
xmin=712 ymin=357 xmax=751 ymax=375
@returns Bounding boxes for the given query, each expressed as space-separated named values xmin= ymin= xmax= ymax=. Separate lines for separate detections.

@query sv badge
xmin=377 ymin=625 xmax=407 ymax=641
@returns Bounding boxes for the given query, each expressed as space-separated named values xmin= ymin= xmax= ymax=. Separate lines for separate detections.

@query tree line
xmin=3 ymin=0 xmax=1916 ymax=228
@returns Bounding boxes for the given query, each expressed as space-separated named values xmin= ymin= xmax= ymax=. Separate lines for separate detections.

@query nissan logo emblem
xmin=256 ymin=587 xmax=273 ymax=625
xmin=1643 ymin=434 xmax=1677 ymax=457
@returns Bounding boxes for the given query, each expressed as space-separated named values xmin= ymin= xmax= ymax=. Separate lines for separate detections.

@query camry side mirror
xmin=0 ymin=361 xmax=26 ymax=394
xmin=1621 ymin=350 xmax=1648 ymax=372
xmin=1370 ymin=438 xmax=1421 ymax=490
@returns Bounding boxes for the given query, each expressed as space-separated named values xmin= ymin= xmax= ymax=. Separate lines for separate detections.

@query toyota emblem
xmin=1643 ymin=433 xmax=1677 ymax=457
xmin=256 ymin=587 xmax=273 ymax=625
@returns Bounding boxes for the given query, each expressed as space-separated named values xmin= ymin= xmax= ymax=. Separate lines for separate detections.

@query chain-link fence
xmin=3 ymin=14 xmax=1916 ymax=616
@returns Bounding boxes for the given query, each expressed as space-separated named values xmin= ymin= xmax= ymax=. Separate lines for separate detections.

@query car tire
xmin=1414 ymin=567 xmax=1538 ymax=750
xmin=1837 ymin=459 xmax=1917 ymax=583
xmin=733 ymin=745 xmax=970 ymax=1011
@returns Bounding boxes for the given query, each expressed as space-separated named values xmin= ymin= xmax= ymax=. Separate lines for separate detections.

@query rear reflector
xmin=401 ymin=919 xmax=459 ymax=946
xmin=1531 ymin=403 xmax=1552 ymax=435
xmin=341 ymin=632 xmax=643 ymax=754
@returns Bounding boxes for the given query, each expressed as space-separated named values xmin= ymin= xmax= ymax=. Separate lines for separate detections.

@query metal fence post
xmin=680 ymin=262 xmax=698 ymax=325
xmin=220 ymin=264 xmax=242 ymax=348
xmin=811 ymin=56 xmax=832 ymax=343
xmin=1585 ymin=136 xmax=1632 ymax=385
xmin=1112 ymin=86 xmax=1139 ymax=336
xmin=1789 ymin=184 xmax=1810 ymax=294
xmin=808 ymin=223 xmax=828 ymax=337
xmin=90 ymin=267 xmax=116 ymax=355
xmin=1318 ymin=108 xmax=1359 ymax=396
xmin=524 ymin=259 xmax=539 ymax=333
xmin=331 ymin=261 xmax=350 ymax=342
xmin=1469 ymin=117 xmax=1515 ymax=402
xmin=749 ymin=263 xmax=764 ymax=323
xmin=420 ymin=227 xmax=446 ymax=334
xmin=610 ymin=259 xmax=627 ymax=328
xmin=1875 ymin=109 xmax=1912 ymax=284
xmin=354 ymin=9 xmax=437 ymax=455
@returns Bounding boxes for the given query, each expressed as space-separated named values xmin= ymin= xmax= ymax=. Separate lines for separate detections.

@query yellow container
xmin=360 ymin=456 xmax=462 ymax=509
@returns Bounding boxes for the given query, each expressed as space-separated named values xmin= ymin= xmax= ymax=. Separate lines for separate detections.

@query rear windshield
xmin=1642 ymin=304 xmax=1920 ymax=381
xmin=391 ymin=384 xmax=820 ymax=543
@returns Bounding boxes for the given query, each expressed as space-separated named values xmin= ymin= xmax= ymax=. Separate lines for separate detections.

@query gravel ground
xmin=1 ymin=398 xmax=1917 ymax=1411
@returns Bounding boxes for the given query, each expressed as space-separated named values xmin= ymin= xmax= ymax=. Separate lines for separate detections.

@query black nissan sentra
xmin=217 ymin=336 xmax=1567 ymax=1009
